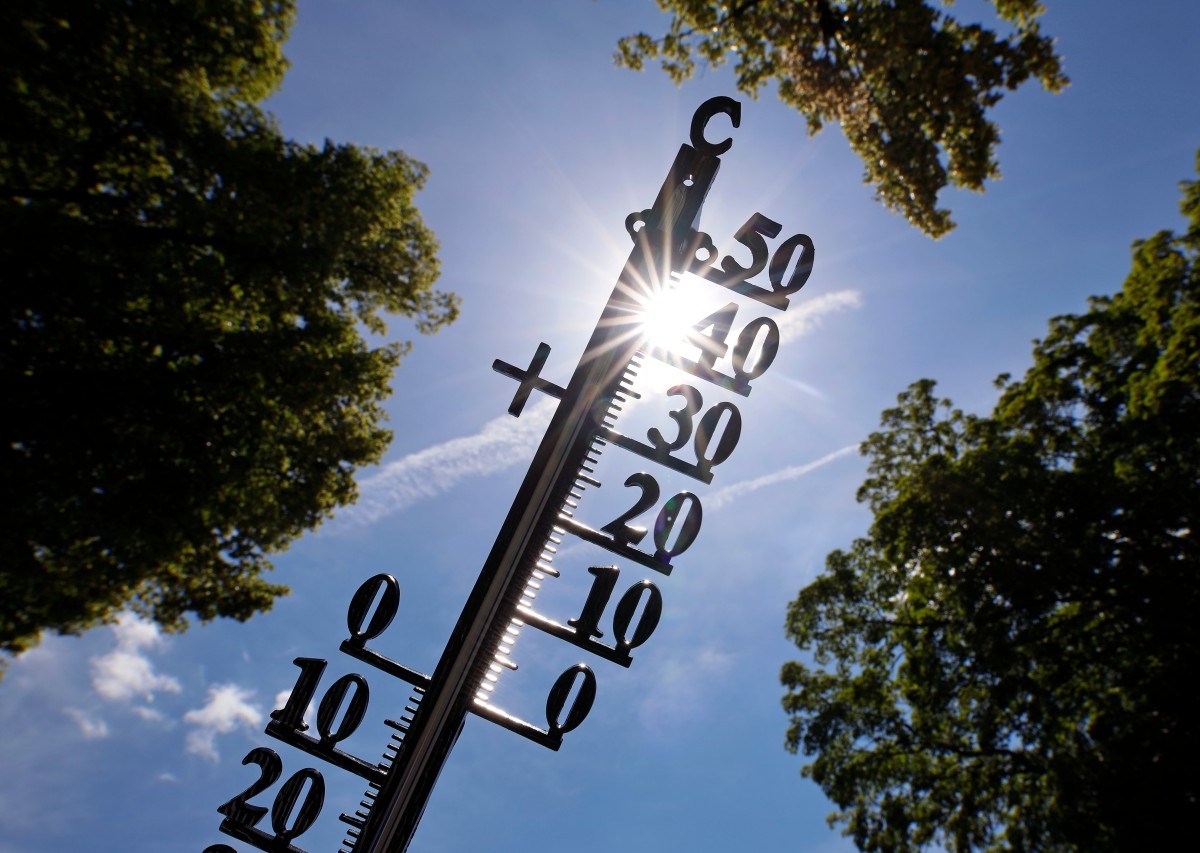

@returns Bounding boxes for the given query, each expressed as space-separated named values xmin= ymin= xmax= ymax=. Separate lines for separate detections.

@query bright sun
xmin=637 ymin=278 xmax=707 ymax=353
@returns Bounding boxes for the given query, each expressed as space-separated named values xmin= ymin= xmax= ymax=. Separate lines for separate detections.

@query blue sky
xmin=2 ymin=2 xmax=1199 ymax=851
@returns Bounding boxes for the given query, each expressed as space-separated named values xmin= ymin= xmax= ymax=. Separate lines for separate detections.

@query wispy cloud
xmin=90 ymin=613 xmax=181 ymax=703
xmin=183 ymin=683 xmax=263 ymax=763
xmin=706 ymin=444 xmax=859 ymax=511
xmin=334 ymin=399 xmax=556 ymax=528
xmin=775 ymin=289 xmax=862 ymax=344
xmin=132 ymin=705 xmax=168 ymax=723
xmin=63 ymin=707 xmax=109 ymax=739
xmin=334 ymin=290 xmax=861 ymax=530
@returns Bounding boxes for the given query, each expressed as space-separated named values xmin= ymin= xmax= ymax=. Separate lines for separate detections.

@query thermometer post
xmin=204 ymin=95 xmax=817 ymax=853
xmin=350 ymin=96 xmax=739 ymax=853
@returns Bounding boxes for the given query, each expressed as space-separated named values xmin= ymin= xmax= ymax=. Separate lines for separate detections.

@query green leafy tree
xmin=617 ymin=0 xmax=1067 ymax=237
xmin=781 ymin=155 xmax=1200 ymax=850
xmin=1 ymin=1 xmax=458 ymax=661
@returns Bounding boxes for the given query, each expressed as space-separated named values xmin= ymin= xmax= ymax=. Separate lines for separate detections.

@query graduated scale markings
xmin=204 ymin=97 xmax=815 ymax=853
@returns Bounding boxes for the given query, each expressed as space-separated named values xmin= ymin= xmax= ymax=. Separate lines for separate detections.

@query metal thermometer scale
xmin=204 ymin=96 xmax=815 ymax=853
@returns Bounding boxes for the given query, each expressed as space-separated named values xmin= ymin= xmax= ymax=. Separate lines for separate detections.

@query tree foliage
xmin=617 ymin=1 xmax=1067 ymax=237
xmin=782 ymin=155 xmax=1200 ymax=850
xmin=1 ymin=1 xmax=458 ymax=658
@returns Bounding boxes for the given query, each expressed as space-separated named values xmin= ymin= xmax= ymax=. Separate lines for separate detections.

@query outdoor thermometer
xmin=203 ymin=96 xmax=815 ymax=852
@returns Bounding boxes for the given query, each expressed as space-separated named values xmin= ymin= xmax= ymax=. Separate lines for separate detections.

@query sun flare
xmin=625 ymin=273 xmax=733 ymax=396
xmin=636 ymin=277 xmax=715 ymax=354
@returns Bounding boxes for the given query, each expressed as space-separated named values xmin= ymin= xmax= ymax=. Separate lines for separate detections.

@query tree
xmin=1 ymin=1 xmax=458 ymax=661
xmin=617 ymin=1 xmax=1067 ymax=237
xmin=781 ymin=154 xmax=1200 ymax=850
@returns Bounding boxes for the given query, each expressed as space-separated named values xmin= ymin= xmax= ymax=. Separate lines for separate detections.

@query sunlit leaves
xmin=1 ymin=1 xmax=458 ymax=658
xmin=781 ymin=158 xmax=1200 ymax=849
xmin=617 ymin=1 xmax=1067 ymax=237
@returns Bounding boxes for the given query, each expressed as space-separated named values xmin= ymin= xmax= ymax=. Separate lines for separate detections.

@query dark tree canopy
xmin=617 ymin=0 xmax=1067 ymax=237
xmin=1 ymin=1 xmax=457 ymax=659
xmin=782 ymin=155 xmax=1200 ymax=850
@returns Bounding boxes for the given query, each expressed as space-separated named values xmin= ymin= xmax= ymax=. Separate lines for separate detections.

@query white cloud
xmin=110 ymin=612 xmax=163 ymax=650
xmin=156 ymin=772 xmax=179 ymax=784
xmin=335 ymin=398 xmax=556 ymax=528
xmin=775 ymin=289 xmax=862 ymax=345
xmin=63 ymin=707 xmax=109 ymax=740
xmin=91 ymin=650 xmax=181 ymax=703
xmin=706 ymin=444 xmax=859 ymax=511
xmin=132 ymin=705 xmax=168 ymax=723
xmin=183 ymin=683 xmax=263 ymax=763
xmin=90 ymin=612 xmax=181 ymax=703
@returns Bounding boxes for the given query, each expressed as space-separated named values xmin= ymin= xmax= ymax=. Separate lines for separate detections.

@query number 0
xmin=545 ymin=664 xmax=597 ymax=735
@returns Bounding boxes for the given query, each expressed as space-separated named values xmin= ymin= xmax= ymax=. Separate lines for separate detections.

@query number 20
xmin=602 ymin=472 xmax=703 ymax=563
xmin=216 ymin=747 xmax=324 ymax=844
